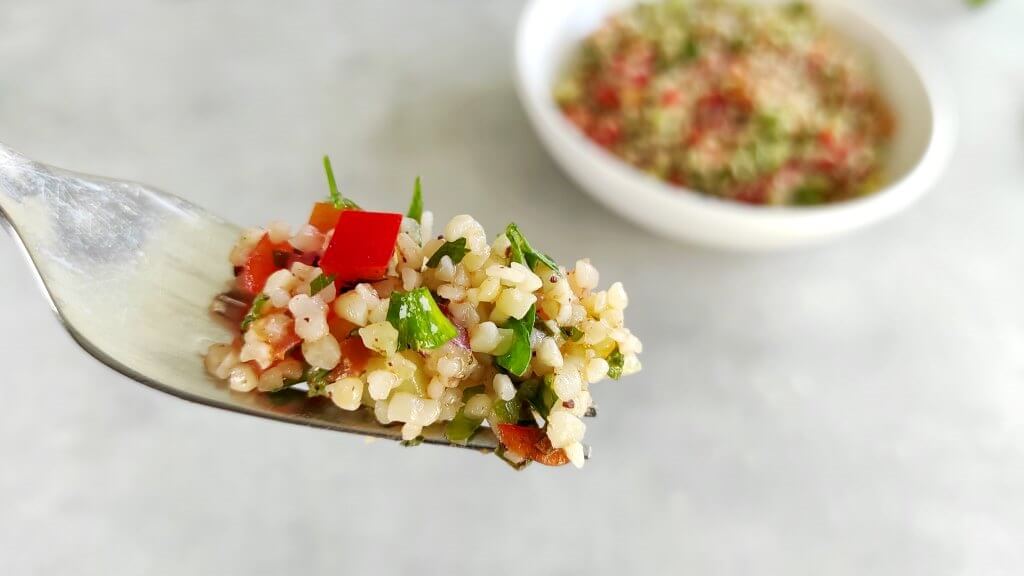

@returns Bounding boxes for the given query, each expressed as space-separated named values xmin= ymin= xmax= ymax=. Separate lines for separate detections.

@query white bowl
xmin=515 ymin=0 xmax=956 ymax=251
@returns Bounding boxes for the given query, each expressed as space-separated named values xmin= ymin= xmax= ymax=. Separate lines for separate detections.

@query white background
xmin=1 ymin=1 xmax=1021 ymax=574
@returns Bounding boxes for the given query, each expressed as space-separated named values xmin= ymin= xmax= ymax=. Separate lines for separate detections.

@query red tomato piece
xmin=238 ymin=234 xmax=279 ymax=295
xmin=496 ymin=424 xmax=570 ymax=467
xmin=593 ymin=82 xmax=621 ymax=110
xmin=562 ymin=104 xmax=594 ymax=132
xmin=320 ymin=210 xmax=403 ymax=286
xmin=308 ymin=202 xmax=344 ymax=234
xmin=333 ymin=336 xmax=373 ymax=379
xmin=588 ymin=117 xmax=623 ymax=149
xmin=269 ymin=329 xmax=301 ymax=362
xmin=732 ymin=177 xmax=770 ymax=205
xmin=328 ymin=316 xmax=359 ymax=342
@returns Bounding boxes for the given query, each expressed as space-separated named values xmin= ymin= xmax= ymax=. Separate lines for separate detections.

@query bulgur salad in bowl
xmin=516 ymin=0 xmax=954 ymax=249
xmin=554 ymin=0 xmax=895 ymax=206
xmin=204 ymin=157 xmax=642 ymax=468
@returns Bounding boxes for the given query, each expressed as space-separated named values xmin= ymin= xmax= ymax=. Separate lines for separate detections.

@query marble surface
xmin=1 ymin=1 xmax=1022 ymax=574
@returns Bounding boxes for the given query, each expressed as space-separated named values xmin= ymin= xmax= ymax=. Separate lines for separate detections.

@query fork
xmin=0 ymin=143 xmax=513 ymax=451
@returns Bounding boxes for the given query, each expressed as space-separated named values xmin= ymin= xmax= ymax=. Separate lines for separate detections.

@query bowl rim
xmin=514 ymin=0 xmax=957 ymax=237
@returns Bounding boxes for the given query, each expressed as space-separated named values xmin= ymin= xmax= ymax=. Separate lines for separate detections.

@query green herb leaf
xmin=683 ymin=37 xmax=700 ymax=60
xmin=561 ymin=326 xmax=584 ymax=342
xmin=309 ymin=273 xmax=336 ymax=296
xmin=425 ymin=237 xmax=469 ymax=268
xmin=519 ymin=376 xmax=557 ymax=420
xmin=407 ymin=176 xmax=424 ymax=223
xmin=400 ymin=436 xmax=425 ymax=447
xmin=240 ymin=293 xmax=269 ymax=331
xmin=305 ymin=367 xmax=333 ymax=397
xmin=386 ymin=288 xmax=458 ymax=350
xmin=504 ymin=223 xmax=560 ymax=275
xmin=322 ymin=155 xmax=359 ymax=210
xmin=785 ymin=1 xmax=811 ymax=16
xmin=496 ymin=304 xmax=536 ymax=377
xmin=607 ymin=346 xmax=625 ymax=380
xmin=793 ymin=185 xmax=826 ymax=206
xmin=444 ymin=386 xmax=486 ymax=445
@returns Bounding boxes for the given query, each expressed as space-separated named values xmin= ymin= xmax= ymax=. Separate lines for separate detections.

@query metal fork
xmin=0 ymin=143 xmax=515 ymax=451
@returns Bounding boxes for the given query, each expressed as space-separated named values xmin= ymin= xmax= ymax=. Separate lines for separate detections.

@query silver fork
xmin=0 ymin=143 xmax=511 ymax=451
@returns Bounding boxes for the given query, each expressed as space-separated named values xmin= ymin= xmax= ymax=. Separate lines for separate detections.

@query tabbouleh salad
xmin=204 ymin=158 xmax=642 ymax=468
xmin=555 ymin=0 xmax=895 ymax=205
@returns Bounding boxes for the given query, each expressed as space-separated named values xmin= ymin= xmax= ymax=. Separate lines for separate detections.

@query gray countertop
xmin=1 ymin=1 xmax=1022 ymax=574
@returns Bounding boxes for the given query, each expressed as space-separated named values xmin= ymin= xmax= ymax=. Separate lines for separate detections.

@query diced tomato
xmin=270 ymin=330 xmax=301 ymax=362
xmin=693 ymin=90 xmax=751 ymax=133
xmin=667 ymin=171 xmax=689 ymax=187
xmin=320 ymin=211 xmax=403 ymax=287
xmin=611 ymin=44 xmax=655 ymax=88
xmin=660 ymin=88 xmax=681 ymax=106
xmin=496 ymin=424 xmax=570 ymax=467
xmin=328 ymin=316 xmax=359 ymax=342
xmin=732 ymin=178 xmax=770 ymax=205
xmin=238 ymin=235 xmax=281 ymax=295
xmin=252 ymin=315 xmax=302 ymax=361
xmin=562 ymin=105 xmax=594 ymax=132
xmin=308 ymin=202 xmax=344 ymax=234
xmin=533 ymin=446 xmax=571 ymax=466
xmin=588 ymin=117 xmax=622 ymax=149
xmin=332 ymin=336 xmax=373 ymax=379
xmin=593 ymin=82 xmax=621 ymax=110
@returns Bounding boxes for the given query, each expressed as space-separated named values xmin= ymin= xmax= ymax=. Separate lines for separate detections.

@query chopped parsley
xmin=386 ymin=288 xmax=458 ymax=350
xmin=504 ymin=223 xmax=560 ymax=275
xmin=322 ymin=155 xmax=359 ymax=210
xmin=240 ymin=293 xmax=269 ymax=331
xmin=496 ymin=304 xmax=536 ymax=377
xmin=519 ymin=376 xmax=558 ymax=420
xmin=309 ymin=273 xmax=336 ymax=296
xmin=407 ymin=176 xmax=424 ymax=223
xmin=305 ymin=367 xmax=333 ymax=397
xmin=425 ymin=237 xmax=469 ymax=268
xmin=561 ymin=326 xmax=584 ymax=342
xmin=444 ymin=385 xmax=486 ymax=445
xmin=607 ymin=346 xmax=625 ymax=380
xmin=400 ymin=436 xmax=425 ymax=447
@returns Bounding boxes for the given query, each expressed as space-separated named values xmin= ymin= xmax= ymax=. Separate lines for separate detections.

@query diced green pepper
xmin=444 ymin=386 xmax=486 ymax=445
xmin=491 ymin=395 xmax=522 ymax=425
